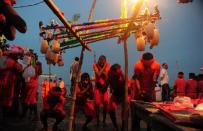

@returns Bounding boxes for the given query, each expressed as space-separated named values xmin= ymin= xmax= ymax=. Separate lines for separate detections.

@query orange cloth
xmin=0 ymin=57 xmax=22 ymax=107
xmin=186 ymin=79 xmax=198 ymax=99
xmin=93 ymin=61 xmax=110 ymax=81
xmin=133 ymin=60 xmax=160 ymax=101
xmin=174 ymin=78 xmax=187 ymax=97
xmin=198 ymin=80 xmax=203 ymax=98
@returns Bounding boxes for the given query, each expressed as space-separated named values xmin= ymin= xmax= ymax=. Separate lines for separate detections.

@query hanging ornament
xmin=52 ymin=40 xmax=60 ymax=53
xmin=52 ymin=53 xmax=59 ymax=63
xmin=149 ymin=28 xmax=159 ymax=49
xmin=58 ymin=60 xmax=64 ymax=66
xmin=40 ymin=39 xmax=49 ymax=54
xmin=135 ymin=35 xmax=146 ymax=51
xmin=57 ymin=55 xmax=64 ymax=66
xmin=45 ymin=49 xmax=53 ymax=61
xmin=145 ymin=22 xmax=154 ymax=39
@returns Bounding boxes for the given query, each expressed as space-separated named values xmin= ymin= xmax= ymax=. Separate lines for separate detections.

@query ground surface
xmin=0 ymin=98 xmax=147 ymax=131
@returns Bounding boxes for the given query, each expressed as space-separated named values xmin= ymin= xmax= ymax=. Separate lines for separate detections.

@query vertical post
xmin=68 ymin=47 xmax=85 ymax=131
xmin=123 ymin=39 xmax=129 ymax=131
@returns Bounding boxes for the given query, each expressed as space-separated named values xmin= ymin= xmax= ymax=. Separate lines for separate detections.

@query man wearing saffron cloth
xmin=0 ymin=51 xmax=23 ymax=121
xmin=93 ymin=55 xmax=110 ymax=126
xmin=133 ymin=52 xmax=160 ymax=102
xmin=107 ymin=64 xmax=132 ymax=131
xmin=74 ymin=73 xmax=95 ymax=131
xmin=186 ymin=73 xmax=198 ymax=99
xmin=197 ymin=74 xmax=203 ymax=98
xmin=40 ymin=86 xmax=65 ymax=131
xmin=173 ymin=71 xmax=187 ymax=97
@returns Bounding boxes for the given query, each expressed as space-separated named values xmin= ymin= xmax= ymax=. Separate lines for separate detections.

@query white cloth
xmin=160 ymin=68 xmax=169 ymax=85
xmin=155 ymin=85 xmax=162 ymax=101
xmin=70 ymin=60 xmax=79 ymax=80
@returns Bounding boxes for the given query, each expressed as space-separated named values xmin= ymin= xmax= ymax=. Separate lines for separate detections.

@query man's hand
xmin=0 ymin=0 xmax=27 ymax=40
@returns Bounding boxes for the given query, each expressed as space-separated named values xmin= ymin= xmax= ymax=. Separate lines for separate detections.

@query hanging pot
xmin=145 ymin=22 xmax=154 ymax=39
xmin=58 ymin=59 xmax=64 ymax=66
xmin=45 ymin=49 xmax=53 ymax=61
xmin=40 ymin=39 xmax=49 ymax=54
xmin=135 ymin=35 xmax=146 ymax=51
xmin=52 ymin=40 xmax=60 ymax=53
xmin=52 ymin=53 xmax=59 ymax=63
xmin=150 ymin=29 xmax=159 ymax=49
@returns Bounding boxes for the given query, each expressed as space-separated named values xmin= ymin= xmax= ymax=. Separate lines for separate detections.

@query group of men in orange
xmin=173 ymin=72 xmax=203 ymax=99
xmin=71 ymin=52 xmax=161 ymax=131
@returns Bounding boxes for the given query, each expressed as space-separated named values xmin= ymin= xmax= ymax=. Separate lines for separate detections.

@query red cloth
xmin=94 ymin=88 xmax=109 ymax=107
xmin=93 ymin=61 xmax=110 ymax=82
xmin=42 ymin=93 xmax=65 ymax=114
xmin=198 ymin=80 xmax=203 ymax=98
xmin=23 ymin=77 xmax=38 ymax=104
xmin=75 ymin=85 xmax=96 ymax=117
xmin=0 ymin=57 xmax=22 ymax=107
xmin=133 ymin=60 xmax=160 ymax=101
xmin=174 ymin=78 xmax=187 ymax=97
xmin=186 ymin=79 xmax=198 ymax=99
xmin=75 ymin=99 xmax=96 ymax=118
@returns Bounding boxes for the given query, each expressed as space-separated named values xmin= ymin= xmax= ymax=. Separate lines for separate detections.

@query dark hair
xmin=142 ymin=52 xmax=153 ymax=60
xmin=162 ymin=63 xmax=167 ymax=66
xmin=189 ymin=73 xmax=196 ymax=79
xmin=59 ymin=78 xmax=62 ymax=80
xmin=110 ymin=63 xmax=121 ymax=72
xmin=197 ymin=74 xmax=203 ymax=80
xmin=75 ymin=57 xmax=79 ymax=61
xmin=99 ymin=55 xmax=106 ymax=60
xmin=52 ymin=86 xmax=62 ymax=92
xmin=178 ymin=71 xmax=184 ymax=76
xmin=81 ymin=72 xmax=90 ymax=81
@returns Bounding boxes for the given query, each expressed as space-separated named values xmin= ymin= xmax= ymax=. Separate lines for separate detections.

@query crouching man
xmin=40 ymin=86 xmax=65 ymax=131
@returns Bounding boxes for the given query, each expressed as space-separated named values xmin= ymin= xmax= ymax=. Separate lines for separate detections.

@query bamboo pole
xmin=43 ymin=0 xmax=91 ymax=51
xmin=123 ymin=39 xmax=129 ymax=131
xmin=122 ymin=1 xmax=144 ymax=131
xmin=68 ymin=47 xmax=85 ymax=131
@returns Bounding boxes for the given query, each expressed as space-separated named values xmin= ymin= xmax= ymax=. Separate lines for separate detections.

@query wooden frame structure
xmin=42 ymin=0 xmax=160 ymax=131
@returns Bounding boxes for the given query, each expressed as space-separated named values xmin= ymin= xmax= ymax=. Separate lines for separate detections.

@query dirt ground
xmin=0 ymin=98 xmax=148 ymax=131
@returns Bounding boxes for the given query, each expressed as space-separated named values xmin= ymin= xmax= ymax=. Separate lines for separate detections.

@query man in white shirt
xmin=70 ymin=57 xmax=79 ymax=94
xmin=160 ymin=63 xmax=170 ymax=101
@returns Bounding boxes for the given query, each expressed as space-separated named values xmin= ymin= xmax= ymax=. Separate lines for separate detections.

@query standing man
xmin=70 ymin=57 xmax=79 ymax=94
xmin=133 ymin=52 xmax=160 ymax=102
xmin=93 ymin=55 xmax=110 ymax=126
xmin=160 ymin=63 xmax=170 ymax=101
